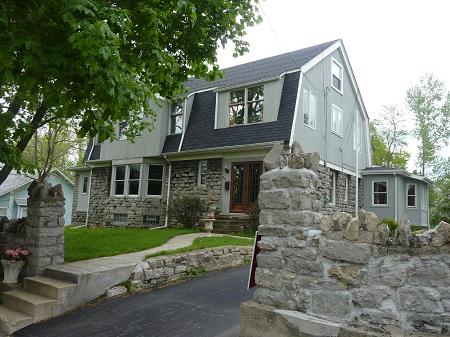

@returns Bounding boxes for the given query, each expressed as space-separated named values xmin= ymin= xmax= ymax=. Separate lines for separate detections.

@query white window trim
xmin=331 ymin=104 xmax=343 ymax=137
xmin=82 ymin=176 xmax=89 ymax=195
xmin=198 ymin=160 xmax=207 ymax=186
xmin=302 ymin=88 xmax=317 ymax=130
xmin=17 ymin=206 xmax=27 ymax=218
xmin=146 ymin=164 xmax=164 ymax=198
xmin=329 ymin=171 xmax=337 ymax=205
xmin=228 ymin=85 xmax=264 ymax=127
xmin=406 ymin=183 xmax=417 ymax=209
xmin=117 ymin=122 xmax=128 ymax=141
xmin=111 ymin=164 xmax=143 ymax=197
xmin=331 ymin=57 xmax=344 ymax=95
xmin=170 ymin=101 xmax=184 ymax=135
xmin=372 ymin=180 xmax=388 ymax=207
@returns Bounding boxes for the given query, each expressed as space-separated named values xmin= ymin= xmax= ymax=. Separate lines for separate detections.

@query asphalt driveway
xmin=14 ymin=265 xmax=254 ymax=337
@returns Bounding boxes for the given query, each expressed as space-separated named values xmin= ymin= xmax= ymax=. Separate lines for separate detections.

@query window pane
xmin=374 ymin=193 xmax=387 ymax=205
xmin=198 ymin=160 xmax=207 ymax=185
xmin=171 ymin=102 xmax=183 ymax=115
xmin=374 ymin=182 xmax=387 ymax=193
xmin=248 ymin=101 xmax=263 ymax=123
xmin=115 ymin=166 xmax=126 ymax=180
xmin=82 ymin=177 xmax=88 ymax=194
xmin=129 ymin=165 xmax=141 ymax=180
xmin=309 ymin=93 xmax=316 ymax=128
xmin=408 ymin=184 xmax=416 ymax=196
xmin=171 ymin=114 xmax=183 ymax=134
xmin=147 ymin=180 xmax=162 ymax=196
xmin=230 ymin=90 xmax=245 ymax=104
xmin=148 ymin=165 xmax=163 ymax=180
xmin=247 ymin=85 xmax=264 ymax=101
xmin=332 ymin=76 xmax=341 ymax=90
xmin=229 ymin=104 xmax=244 ymax=125
xmin=128 ymin=180 xmax=139 ymax=195
xmin=115 ymin=181 xmax=124 ymax=195
xmin=408 ymin=196 xmax=416 ymax=207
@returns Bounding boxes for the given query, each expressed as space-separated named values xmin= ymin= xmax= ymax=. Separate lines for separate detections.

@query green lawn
xmin=64 ymin=227 xmax=196 ymax=262
xmin=145 ymin=235 xmax=254 ymax=259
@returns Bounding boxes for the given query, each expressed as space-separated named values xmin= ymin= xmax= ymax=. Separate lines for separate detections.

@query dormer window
xmin=118 ymin=122 xmax=128 ymax=140
xmin=170 ymin=101 xmax=183 ymax=134
xmin=229 ymin=85 xmax=264 ymax=126
xmin=331 ymin=58 xmax=343 ymax=94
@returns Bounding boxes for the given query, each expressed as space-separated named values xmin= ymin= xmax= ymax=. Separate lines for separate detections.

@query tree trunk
xmin=0 ymin=103 xmax=47 ymax=186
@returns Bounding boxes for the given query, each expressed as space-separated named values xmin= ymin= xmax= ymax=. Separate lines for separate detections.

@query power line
xmin=257 ymin=3 xmax=325 ymax=93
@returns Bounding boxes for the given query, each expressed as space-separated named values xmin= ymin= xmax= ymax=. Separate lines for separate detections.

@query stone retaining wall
xmin=130 ymin=246 xmax=252 ymax=289
xmin=246 ymin=155 xmax=450 ymax=336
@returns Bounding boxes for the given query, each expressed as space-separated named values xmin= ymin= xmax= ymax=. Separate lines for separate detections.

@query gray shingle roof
xmin=186 ymin=40 xmax=337 ymax=93
xmin=0 ymin=172 xmax=33 ymax=196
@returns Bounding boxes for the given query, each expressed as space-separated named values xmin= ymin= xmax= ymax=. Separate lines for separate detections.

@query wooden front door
xmin=230 ymin=161 xmax=262 ymax=213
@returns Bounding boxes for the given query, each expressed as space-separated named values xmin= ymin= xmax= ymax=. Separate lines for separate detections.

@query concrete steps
xmin=0 ymin=276 xmax=77 ymax=335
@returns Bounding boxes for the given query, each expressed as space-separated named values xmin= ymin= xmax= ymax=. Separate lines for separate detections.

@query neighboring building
xmin=362 ymin=167 xmax=432 ymax=228
xmin=71 ymin=39 xmax=372 ymax=229
xmin=0 ymin=169 xmax=74 ymax=225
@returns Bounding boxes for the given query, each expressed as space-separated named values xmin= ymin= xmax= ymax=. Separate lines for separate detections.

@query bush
xmin=168 ymin=195 xmax=205 ymax=228
xmin=248 ymin=202 xmax=260 ymax=232
xmin=382 ymin=218 xmax=398 ymax=237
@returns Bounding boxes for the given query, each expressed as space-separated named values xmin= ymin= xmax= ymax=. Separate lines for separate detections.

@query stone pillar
xmin=25 ymin=181 xmax=65 ymax=276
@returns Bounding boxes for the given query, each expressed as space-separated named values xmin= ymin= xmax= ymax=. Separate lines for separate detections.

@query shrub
xmin=382 ymin=218 xmax=398 ymax=237
xmin=168 ymin=195 xmax=205 ymax=228
xmin=248 ymin=202 xmax=260 ymax=232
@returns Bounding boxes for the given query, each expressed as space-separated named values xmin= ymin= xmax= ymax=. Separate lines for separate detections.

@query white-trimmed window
xmin=331 ymin=58 xmax=343 ymax=93
xmin=118 ymin=122 xmax=128 ymax=140
xmin=407 ymin=183 xmax=417 ymax=208
xmin=147 ymin=164 xmax=164 ymax=197
xmin=113 ymin=165 xmax=126 ymax=196
xmin=353 ymin=119 xmax=362 ymax=152
xmin=198 ymin=160 xmax=207 ymax=186
xmin=0 ymin=207 xmax=7 ymax=219
xmin=229 ymin=85 xmax=264 ymax=126
xmin=170 ymin=101 xmax=183 ymax=134
xmin=331 ymin=105 xmax=343 ymax=136
xmin=373 ymin=181 xmax=388 ymax=206
xmin=303 ymin=89 xmax=317 ymax=129
xmin=329 ymin=170 xmax=337 ymax=205
xmin=82 ymin=176 xmax=89 ymax=194
xmin=128 ymin=164 xmax=141 ymax=196
xmin=344 ymin=175 xmax=350 ymax=202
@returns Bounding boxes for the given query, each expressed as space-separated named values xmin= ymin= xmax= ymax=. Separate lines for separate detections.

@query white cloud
xmin=216 ymin=0 xmax=450 ymax=170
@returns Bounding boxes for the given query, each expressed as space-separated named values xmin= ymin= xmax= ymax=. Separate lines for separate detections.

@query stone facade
xmin=169 ymin=158 xmax=222 ymax=215
xmin=130 ymin=246 xmax=252 ymax=289
xmin=71 ymin=173 xmax=86 ymax=226
xmin=246 ymin=154 xmax=450 ymax=336
xmin=86 ymin=167 xmax=166 ymax=227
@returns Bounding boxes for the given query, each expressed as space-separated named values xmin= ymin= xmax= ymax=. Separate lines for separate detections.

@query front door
xmin=230 ymin=161 xmax=262 ymax=213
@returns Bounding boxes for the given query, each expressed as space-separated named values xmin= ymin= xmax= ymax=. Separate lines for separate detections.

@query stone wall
xmin=246 ymin=159 xmax=450 ymax=336
xmin=71 ymin=173 xmax=86 ymax=226
xmin=129 ymin=246 xmax=252 ymax=289
xmin=87 ymin=167 xmax=166 ymax=227
xmin=169 ymin=158 xmax=222 ymax=218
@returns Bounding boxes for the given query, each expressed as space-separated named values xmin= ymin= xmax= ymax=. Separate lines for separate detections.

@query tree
xmin=22 ymin=121 xmax=88 ymax=181
xmin=406 ymin=74 xmax=450 ymax=175
xmin=429 ymin=157 xmax=450 ymax=225
xmin=0 ymin=0 xmax=261 ymax=186
xmin=370 ymin=122 xmax=410 ymax=169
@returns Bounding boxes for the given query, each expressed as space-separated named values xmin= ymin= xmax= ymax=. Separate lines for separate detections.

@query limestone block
xmin=329 ymin=265 xmax=362 ymax=285
xmin=344 ymin=217 xmax=360 ymax=241
xmin=431 ymin=221 xmax=450 ymax=247
xmin=288 ymin=153 xmax=304 ymax=169
xmin=258 ymin=236 xmax=283 ymax=251
xmin=291 ymin=141 xmax=303 ymax=155
xmin=352 ymin=286 xmax=393 ymax=308
xmin=367 ymin=256 xmax=409 ymax=287
xmin=408 ymin=257 xmax=450 ymax=286
xmin=290 ymin=190 xmax=313 ymax=210
xmin=258 ymin=225 xmax=289 ymax=237
xmin=319 ymin=215 xmax=332 ymax=233
xmin=257 ymin=253 xmax=284 ymax=269
xmin=271 ymin=210 xmax=316 ymax=227
xmin=281 ymin=247 xmax=318 ymax=260
xmin=372 ymin=224 xmax=390 ymax=246
xmin=144 ymin=267 xmax=174 ymax=280
xmin=319 ymin=238 xmax=371 ymax=264
xmin=398 ymin=215 xmax=412 ymax=247
xmin=310 ymin=152 xmax=320 ymax=172
xmin=255 ymin=267 xmax=282 ymax=290
xmin=259 ymin=190 xmax=290 ymax=209
xmin=106 ymin=285 xmax=128 ymax=297
xmin=398 ymin=286 xmax=442 ymax=314
xmin=360 ymin=209 xmax=379 ymax=232
xmin=358 ymin=308 xmax=400 ymax=326
xmin=263 ymin=142 xmax=284 ymax=171
xmin=331 ymin=212 xmax=352 ymax=231
xmin=309 ymin=290 xmax=352 ymax=321
xmin=254 ymin=288 xmax=290 ymax=308
xmin=285 ymin=256 xmax=323 ymax=277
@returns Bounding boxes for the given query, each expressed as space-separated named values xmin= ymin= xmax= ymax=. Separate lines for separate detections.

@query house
xmin=71 ymin=39 xmax=373 ymax=230
xmin=362 ymin=166 xmax=432 ymax=228
xmin=0 ymin=169 xmax=74 ymax=225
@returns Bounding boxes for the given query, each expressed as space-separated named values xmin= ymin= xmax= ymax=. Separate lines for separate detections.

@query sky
xmin=216 ymin=0 xmax=450 ymax=172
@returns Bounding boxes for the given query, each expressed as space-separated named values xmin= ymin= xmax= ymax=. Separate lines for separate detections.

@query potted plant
xmin=1 ymin=248 xmax=29 ymax=284
xmin=202 ymin=212 xmax=216 ymax=236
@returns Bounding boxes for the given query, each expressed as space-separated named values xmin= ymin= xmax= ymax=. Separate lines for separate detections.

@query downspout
xmin=163 ymin=155 xmax=172 ymax=228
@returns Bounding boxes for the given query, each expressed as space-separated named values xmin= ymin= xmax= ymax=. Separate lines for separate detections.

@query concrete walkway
xmin=53 ymin=232 xmax=224 ymax=274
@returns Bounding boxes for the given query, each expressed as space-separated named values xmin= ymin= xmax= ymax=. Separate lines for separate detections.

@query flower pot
xmin=1 ymin=259 xmax=25 ymax=284
xmin=202 ymin=219 xmax=215 ymax=235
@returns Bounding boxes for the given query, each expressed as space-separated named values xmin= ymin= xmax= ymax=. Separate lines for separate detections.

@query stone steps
xmin=213 ymin=215 xmax=253 ymax=234
xmin=0 ymin=276 xmax=77 ymax=335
